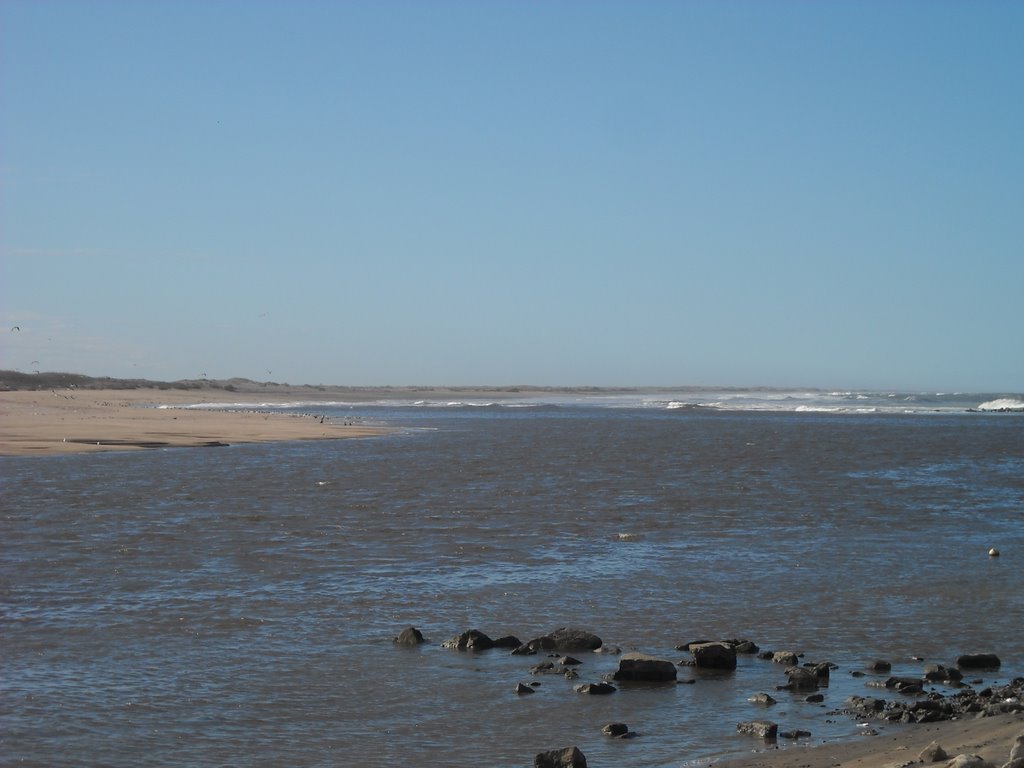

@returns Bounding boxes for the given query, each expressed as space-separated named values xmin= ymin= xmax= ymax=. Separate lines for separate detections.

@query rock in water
xmin=612 ymin=652 xmax=677 ymax=683
xmin=534 ymin=746 xmax=588 ymax=768
xmin=393 ymin=626 xmax=424 ymax=646
xmin=492 ymin=635 xmax=522 ymax=649
xmin=602 ymin=722 xmax=630 ymax=737
xmin=575 ymin=682 xmax=616 ymax=695
xmin=691 ymin=641 xmax=737 ymax=670
xmin=784 ymin=666 xmax=820 ymax=691
xmin=516 ymin=627 xmax=602 ymax=654
xmin=441 ymin=629 xmax=494 ymax=650
xmin=956 ymin=653 xmax=1001 ymax=669
xmin=737 ymin=720 xmax=778 ymax=740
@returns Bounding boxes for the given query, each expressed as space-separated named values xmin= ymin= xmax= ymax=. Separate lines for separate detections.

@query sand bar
xmin=0 ymin=388 xmax=390 ymax=456
xmin=712 ymin=712 xmax=1024 ymax=768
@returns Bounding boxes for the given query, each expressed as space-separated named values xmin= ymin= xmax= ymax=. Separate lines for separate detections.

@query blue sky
xmin=2 ymin=1 xmax=1021 ymax=390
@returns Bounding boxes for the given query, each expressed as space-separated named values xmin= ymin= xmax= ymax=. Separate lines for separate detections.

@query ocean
xmin=2 ymin=389 xmax=1023 ymax=767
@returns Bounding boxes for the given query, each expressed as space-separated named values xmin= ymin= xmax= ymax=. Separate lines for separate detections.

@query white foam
xmin=976 ymin=398 xmax=1024 ymax=412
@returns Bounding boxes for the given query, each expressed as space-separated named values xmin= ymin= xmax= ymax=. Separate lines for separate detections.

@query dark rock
xmin=844 ymin=695 xmax=886 ymax=712
xmin=515 ymin=682 xmax=536 ymax=695
xmin=924 ymin=664 xmax=963 ymax=682
xmin=559 ymin=656 xmax=582 ymax=666
xmin=549 ymin=627 xmax=603 ymax=652
xmin=691 ymin=642 xmax=737 ymax=670
xmin=779 ymin=729 xmax=812 ymax=739
xmin=393 ymin=626 xmax=425 ymax=646
xmin=492 ymin=635 xmax=522 ymax=649
xmin=956 ymin=653 xmax=1001 ymax=669
xmin=534 ymin=746 xmax=588 ymax=768
xmin=806 ymin=661 xmax=832 ymax=681
xmin=678 ymin=638 xmax=758 ymax=654
xmin=520 ymin=627 xmax=603 ymax=654
xmin=737 ymin=720 xmax=778 ymax=740
xmin=613 ymin=652 xmax=677 ymax=683
xmin=885 ymin=676 xmax=924 ymax=694
xmin=748 ymin=692 xmax=777 ymax=705
xmin=783 ymin=666 xmax=820 ymax=692
xmin=602 ymin=723 xmax=630 ymax=738
xmin=575 ymin=682 xmax=616 ymax=695
xmin=867 ymin=659 xmax=892 ymax=672
xmin=441 ymin=629 xmax=494 ymax=651
xmin=806 ymin=693 xmax=825 ymax=703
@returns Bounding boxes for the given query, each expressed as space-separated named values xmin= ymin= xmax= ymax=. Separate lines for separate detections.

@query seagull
xmin=11 ymin=326 xmax=20 ymax=331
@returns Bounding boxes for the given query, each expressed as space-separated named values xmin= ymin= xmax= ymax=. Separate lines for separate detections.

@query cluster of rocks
xmin=842 ymin=674 xmax=1024 ymax=725
xmin=395 ymin=626 xmax=1018 ymax=765
xmin=538 ymin=732 xmax=1024 ymax=768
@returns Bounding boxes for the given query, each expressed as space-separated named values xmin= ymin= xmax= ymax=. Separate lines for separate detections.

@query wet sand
xmin=712 ymin=712 xmax=1024 ymax=768
xmin=0 ymin=388 xmax=389 ymax=456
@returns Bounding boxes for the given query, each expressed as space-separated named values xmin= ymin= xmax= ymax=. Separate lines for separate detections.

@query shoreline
xmin=0 ymin=388 xmax=391 ymax=456
xmin=710 ymin=711 xmax=1024 ymax=768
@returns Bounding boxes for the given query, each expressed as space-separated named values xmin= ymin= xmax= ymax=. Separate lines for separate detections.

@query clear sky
xmin=2 ymin=1 xmax=1021 ymax=391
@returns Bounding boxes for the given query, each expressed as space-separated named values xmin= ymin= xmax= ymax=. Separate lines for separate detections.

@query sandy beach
xmin=0 ymin=387 xmax=389 ymax=456
xmin=713 ymin=712 xmax=1024 ymax=768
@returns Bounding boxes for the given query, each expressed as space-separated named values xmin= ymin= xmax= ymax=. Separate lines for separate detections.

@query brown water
xmin=2 ymin=402 xmax=1023 ymax=767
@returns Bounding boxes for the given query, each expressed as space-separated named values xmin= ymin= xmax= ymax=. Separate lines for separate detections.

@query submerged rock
xmin=492 ymin=635 xmax=522 ymax=649
xmin=602 ymin=722 xmax=630 ymax=738
xmin=534 ymin=746 xmax=588 ymax=768
xmin=575 ymin=682 xmax=616 ymax=695
xmin=393 ymin=626 xmax=425 ymax=646
xmin=779 ymin=729 xmax=812 ymax=739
